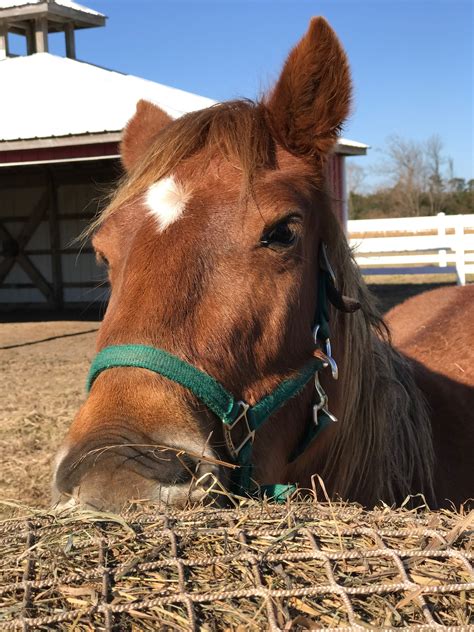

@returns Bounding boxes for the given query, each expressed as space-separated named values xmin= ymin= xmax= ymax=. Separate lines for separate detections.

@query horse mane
xmin=89 ymin=98 xmax=435 ymax=505
xmin=320 ymin=205 xmax=435 ymax=506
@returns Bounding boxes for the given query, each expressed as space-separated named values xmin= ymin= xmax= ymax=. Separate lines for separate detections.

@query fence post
xmin=454 ymin=218 xmax=465 ymax=285
xmin=437 ymin=212 xmax=447 ymax=268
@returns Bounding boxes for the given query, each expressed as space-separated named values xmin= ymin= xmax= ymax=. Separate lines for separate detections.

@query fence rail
xmin=348 ymin=212 xmax=474 ymax=285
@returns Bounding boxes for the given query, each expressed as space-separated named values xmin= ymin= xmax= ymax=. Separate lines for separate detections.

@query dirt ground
xmin=0 ymin=321 xmax=99 ymax=518
xmin=0 ymin=282 xmax=454 ymax=517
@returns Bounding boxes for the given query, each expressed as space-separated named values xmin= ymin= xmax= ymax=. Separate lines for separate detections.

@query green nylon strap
xmin=87 ymin=345 xmax=240 ymax=423
xmin=260 ymin=483 xmax=297 ymax=502
xmin=249 ymin=359 xmax=323 ymax=429
xmin=87 ymin=344 xmax=324 ymax=433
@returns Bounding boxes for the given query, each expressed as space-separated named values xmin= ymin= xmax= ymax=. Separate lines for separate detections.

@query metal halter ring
xmin=324 ymin=338 xmax=339 ymax=381
xmin=223 ymin=401 xmax=255 ymax=461
xmin=312 ymin=325 xmax=339 ymax=381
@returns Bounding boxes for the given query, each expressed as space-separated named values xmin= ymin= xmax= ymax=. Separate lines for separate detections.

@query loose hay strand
xmin=0 ymin=501 xmax=472 ymax=631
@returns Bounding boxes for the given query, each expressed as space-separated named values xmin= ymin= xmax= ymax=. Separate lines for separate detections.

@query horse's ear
xmin=121 ymin=100 xmax=173 ymax=172
xmin=265 ymin=17 xmax=352 ymax=158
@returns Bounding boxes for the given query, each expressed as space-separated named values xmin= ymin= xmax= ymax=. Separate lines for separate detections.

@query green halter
xmin=86 ymin=247 xmax=338 ymax=502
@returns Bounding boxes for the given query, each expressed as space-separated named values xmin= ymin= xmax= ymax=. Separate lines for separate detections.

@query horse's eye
xmin=261 ymin=219 xmax=298 ymax=248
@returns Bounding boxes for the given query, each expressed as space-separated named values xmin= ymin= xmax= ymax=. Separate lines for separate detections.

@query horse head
xmin=53 ymin=18 xmax=433 ymax=511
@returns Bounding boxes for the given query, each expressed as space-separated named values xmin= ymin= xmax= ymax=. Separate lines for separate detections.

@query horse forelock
xmin=87 ymin=100 xmax=280 ymax=237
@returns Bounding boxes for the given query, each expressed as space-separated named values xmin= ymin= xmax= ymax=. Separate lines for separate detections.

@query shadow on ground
xmin=0 ymin=304 xmax=105 ymax=323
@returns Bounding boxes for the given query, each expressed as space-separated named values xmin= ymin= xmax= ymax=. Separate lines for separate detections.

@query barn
xmin=0 ymin=0 xmax=367 ymax=310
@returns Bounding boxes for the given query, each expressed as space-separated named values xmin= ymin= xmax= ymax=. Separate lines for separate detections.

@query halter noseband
xmin=86 ymin=244 xmax=342 ymax=502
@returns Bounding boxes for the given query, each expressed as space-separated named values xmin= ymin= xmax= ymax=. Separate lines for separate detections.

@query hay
xmin=0 ymin=499 xmax=472 ymax=631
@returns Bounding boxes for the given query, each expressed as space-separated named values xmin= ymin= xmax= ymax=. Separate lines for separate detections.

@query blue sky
xmin=24 ymin=0 xmax=474 ymax=186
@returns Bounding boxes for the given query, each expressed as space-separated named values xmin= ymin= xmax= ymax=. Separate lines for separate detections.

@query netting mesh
xmin=0 ymin=502 xmax=472 ymax=630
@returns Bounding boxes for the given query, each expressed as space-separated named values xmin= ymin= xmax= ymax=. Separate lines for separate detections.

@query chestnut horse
xmin=53 ymin=18 xmax=473 ymax=512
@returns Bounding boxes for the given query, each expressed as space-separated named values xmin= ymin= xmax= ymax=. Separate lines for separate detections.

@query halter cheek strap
xmin=86 ymin=244 xmax=343 ymax=502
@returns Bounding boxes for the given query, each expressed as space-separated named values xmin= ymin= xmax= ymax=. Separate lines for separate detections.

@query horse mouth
xmin=53 ymin=476 xmax=221 ymax=513
xmin=52 ymin=430 xmax=225 ymax=512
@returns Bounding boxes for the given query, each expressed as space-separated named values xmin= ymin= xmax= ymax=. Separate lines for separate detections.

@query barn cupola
xmin=0 ymin=0 xmax=106 ymax=60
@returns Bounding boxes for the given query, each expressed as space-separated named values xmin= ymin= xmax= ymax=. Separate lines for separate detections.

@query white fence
xmin=348 ymin=213 xmax=474 ymax=285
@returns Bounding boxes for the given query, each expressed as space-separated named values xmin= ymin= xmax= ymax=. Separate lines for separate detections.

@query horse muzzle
xmin=52 ymin=426 xmax=221 ymax=512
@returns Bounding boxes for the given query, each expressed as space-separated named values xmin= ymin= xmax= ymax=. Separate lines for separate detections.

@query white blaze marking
xmin=146 ymin=175 xmax=190 ymax=231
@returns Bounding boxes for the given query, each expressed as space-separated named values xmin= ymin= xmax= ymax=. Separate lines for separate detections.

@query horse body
xmin=386 ymin=285 xmax=474 ymax=507
xmin=52 ymin=18 xmax=472 ymax=512
xmin=387 ymin=284 xmax=474 ymax=386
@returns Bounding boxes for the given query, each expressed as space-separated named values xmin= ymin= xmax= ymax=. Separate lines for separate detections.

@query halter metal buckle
xmin=313 ymin=374 xmax=338 ymax=426
xmin=223 ymin=401 xmax=255 ymax=461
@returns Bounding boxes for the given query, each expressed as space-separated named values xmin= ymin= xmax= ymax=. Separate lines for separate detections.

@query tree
xmin=380 ymin=135 xmax=428 ymax=215
xmin=347 ymin=162 xmax=366 ymax=195
xmin=346 ymin=162 xmax=366 ymax=218
xmin=347 ymin=134 xmax=472 ymax=219
xmin=447 ymin=178 xmax=466 ymax=193
xmin=425 ymin=135 xmax=445 ymax=214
